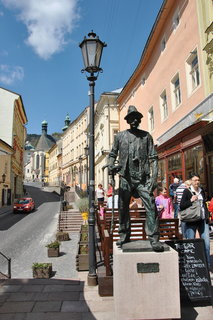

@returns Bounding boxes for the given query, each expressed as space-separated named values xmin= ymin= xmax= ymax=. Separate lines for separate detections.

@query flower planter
xmin=76 ymin=225 xmax=89 ymax=271
xmin=76 ymin=244 xmax=89 ymax=271
xmin=32 ymin=263 xmax=52 ymax=279
xmin=56 ymin=232 xmax=70 ymax=241
xmin=48 ymin=247 xmax=59 ymax=257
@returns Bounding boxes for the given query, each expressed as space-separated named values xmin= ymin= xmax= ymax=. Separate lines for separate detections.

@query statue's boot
xmin=116 ymin=239 xmax=124 ymax=247
xmin=116 ymin=233 xmax=130 ymax=248
xmin=151 ymin=241 xmax=164 ymax=252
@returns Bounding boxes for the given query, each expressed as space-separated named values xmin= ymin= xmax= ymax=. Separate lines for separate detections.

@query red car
xmin=13 ymin=197 xmax=35 ymax=213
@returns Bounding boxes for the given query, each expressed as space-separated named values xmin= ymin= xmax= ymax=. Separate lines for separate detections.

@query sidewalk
xmin=0 ymin=197 xmax=212 ymax=319
xmin=0 ymin=269 xmax=212 ymax=319
xmin=0 ymin=274 xmax=115 ymax=320
xmin=0 ymin=235 xmax=212 ymax=320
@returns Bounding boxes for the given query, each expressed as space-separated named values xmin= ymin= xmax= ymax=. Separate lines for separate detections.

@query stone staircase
xmin=58 ymin=209 xmax=83 ymax=233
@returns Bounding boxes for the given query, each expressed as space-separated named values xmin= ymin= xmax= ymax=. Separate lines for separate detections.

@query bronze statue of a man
xmin=108 ymin=105 xmax=164 ymax=252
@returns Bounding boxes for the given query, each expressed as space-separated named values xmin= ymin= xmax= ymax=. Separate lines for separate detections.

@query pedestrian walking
xmin=180 ymin=173 xmax=211 ymax=269
xmin=176 ymin=179 xmax=191 ymax=237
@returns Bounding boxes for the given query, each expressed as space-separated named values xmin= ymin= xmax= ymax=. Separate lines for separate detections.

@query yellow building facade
xmin=61 ymin=107 xmax=89 ymax=189
xmin=0 ymin=88 xmax=27 ymax=203
xmin=0 ymin=139 xmax=13 ymax=207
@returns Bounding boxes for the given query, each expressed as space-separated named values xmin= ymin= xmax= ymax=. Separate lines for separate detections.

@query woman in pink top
xmin=155 ymin=187 xmax=173 ymax=219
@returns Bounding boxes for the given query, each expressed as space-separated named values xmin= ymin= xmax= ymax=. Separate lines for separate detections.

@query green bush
xmin=46 ymin=241 xmax=60 ymax=248
xmin=32 ymin=263 xmax=52 ymax=269
xmin=76 ymin=197 xmax=89 ymax=213
xmin=56 ymin=231 xmax=70 ymax=241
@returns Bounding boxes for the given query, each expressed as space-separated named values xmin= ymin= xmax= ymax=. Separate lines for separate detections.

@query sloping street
xmin=0 ymin=184 xmax=78 ymax=279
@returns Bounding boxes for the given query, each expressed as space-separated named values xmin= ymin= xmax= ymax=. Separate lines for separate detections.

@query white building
xmin=31 ymin=121 xmax=55 ymax=182
xmin=94 ymin=89 xmax=121 ymax=191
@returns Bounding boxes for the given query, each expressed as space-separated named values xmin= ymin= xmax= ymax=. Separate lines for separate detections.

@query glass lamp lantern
xmin=79 ymin=31 xmax=107 ymax=74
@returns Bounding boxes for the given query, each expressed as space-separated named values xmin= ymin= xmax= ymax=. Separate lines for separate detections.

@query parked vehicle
xmin=13 ymin=198 xmax=35 ymax=213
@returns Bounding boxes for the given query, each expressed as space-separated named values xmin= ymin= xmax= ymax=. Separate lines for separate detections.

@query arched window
xmin=36 ymin=154 xmax=39 ymax=169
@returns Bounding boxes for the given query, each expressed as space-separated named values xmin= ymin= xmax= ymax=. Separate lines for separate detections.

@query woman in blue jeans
xmin=180 ymin=173 xmax=211 ymax=269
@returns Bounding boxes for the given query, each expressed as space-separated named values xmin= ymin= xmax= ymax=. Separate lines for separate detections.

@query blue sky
xmin=0 ymin=0 xmax=163 ymax=135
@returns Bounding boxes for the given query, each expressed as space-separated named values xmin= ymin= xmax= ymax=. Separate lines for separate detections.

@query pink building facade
xmin=117 ymin=0 xmax=213 ymax=196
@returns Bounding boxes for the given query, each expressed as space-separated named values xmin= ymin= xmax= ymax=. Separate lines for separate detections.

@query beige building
xmin=48 ymin=140 xmax=62 ymax=186
xmin=94 ymin=90 xmax=121 ymax=191
xmin=0 ymin=88 xmax=27 ymax=202
xmin=117 ymin=0 xmax=213 ymax=195
xmin=62 ymin=107 xmax=89 ymax=189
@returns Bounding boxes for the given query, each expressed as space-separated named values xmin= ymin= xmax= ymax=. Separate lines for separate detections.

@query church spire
xmin=62 ymin=113 xmax=71 ymax=132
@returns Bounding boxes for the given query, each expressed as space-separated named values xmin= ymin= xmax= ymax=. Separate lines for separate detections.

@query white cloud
xmin=0 ymin=65 xmax=24 ymax=85
xmin=1 ymin=0 xmax=80 ymax=59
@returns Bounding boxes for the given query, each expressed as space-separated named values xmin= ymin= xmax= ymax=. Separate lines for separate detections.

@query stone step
xmin=57 ymin=226 xmax=81 ymax=232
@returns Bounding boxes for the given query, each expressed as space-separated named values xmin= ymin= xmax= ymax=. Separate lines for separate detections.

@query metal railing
xmin=0 ymin=251 xmax=11 ymax=279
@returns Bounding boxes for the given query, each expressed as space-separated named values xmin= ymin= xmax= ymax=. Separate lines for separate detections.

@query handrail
xmin=0 ymin=251 xmax=11 ymax=279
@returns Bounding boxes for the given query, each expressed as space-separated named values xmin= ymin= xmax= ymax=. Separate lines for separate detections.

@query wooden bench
xmin=96 ymin=207 xmax=146 ymax=252
xmin=101 ymin=217 xmax=181 ymax=276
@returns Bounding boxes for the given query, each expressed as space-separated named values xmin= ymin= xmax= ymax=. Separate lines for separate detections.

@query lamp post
xmin=80 ymin=31 xmax=106 ymax=286
xmin=84 ymin=145 xmax=89 ymax=192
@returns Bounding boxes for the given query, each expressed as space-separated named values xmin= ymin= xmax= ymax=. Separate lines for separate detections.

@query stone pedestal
xmin=113 ymin=241 xmax=180 ymax=320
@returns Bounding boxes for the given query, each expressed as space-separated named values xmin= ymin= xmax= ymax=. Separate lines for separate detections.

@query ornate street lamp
xmin=80 ymin=31 xmax=106 ymax=286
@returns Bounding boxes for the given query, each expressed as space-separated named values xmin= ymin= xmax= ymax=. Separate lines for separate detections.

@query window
xmin=161 ymin=36 xmax=166 ymax=52
xmin=171 ymin=73 xmax=181 ymax=109
xmin=186 ymin=50 xmax=200 ymax=94
xmin=113 ymin=130 xmax=118 ymax=139
xmin=157 ymin=159 xmax=166 ymax=187
xmin=132 ymin=88 xmax=136 ymax=97
xmin=36 ymin=154 xmax=39 ymax=169
xmin=173 ymin=9 xmax=180 ymax=30
xmin=185 ymin=145 xmax=204 ymax=185
xmin=148 ymin=107 xmax=154 ymax=132
xmin=141 ymin=76 xmax=146 ymax=86
xmin=168 ymin=153 xmax=182 ymax=171
xmin=160 ymin=90 xmax=168 ymax=121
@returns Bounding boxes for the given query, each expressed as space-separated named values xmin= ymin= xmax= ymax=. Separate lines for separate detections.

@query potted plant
xmin=76 ymin=244 xmax=89 ymax=271
xmin=76 ymin=224 xmax=89 ymax=271
xmin=76 ymin=197 xmax=89 ymax=224
xmin=32 ymin=263 xmax=52 ymax=279
xmin=56 ymin=231 xmax=70 ymax=241
xmin=46 ymin=240 xmax=60 ymax=257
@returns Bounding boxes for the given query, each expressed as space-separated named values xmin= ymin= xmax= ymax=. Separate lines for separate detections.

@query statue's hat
xmin=124 ymin=105 xmax=143 ymax=120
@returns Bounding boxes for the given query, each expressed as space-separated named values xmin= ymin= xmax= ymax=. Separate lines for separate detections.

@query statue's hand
xmin=145 ymin=180 xmax=157 ymax=193
xmin=108 ymin=165 xmax=122 ymax=175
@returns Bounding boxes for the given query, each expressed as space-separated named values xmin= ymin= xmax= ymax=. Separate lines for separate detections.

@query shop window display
xmin=168 ymin=153 xmax=181 ymax=171
xmin=185 ymin=145 xmax=204 ymax=185
xmin=158 ymin=159 xmax=166 ymax=187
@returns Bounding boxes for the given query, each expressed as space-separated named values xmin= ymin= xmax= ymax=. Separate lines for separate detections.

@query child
xmin=155 ymin=187 xmax=173 ymax=219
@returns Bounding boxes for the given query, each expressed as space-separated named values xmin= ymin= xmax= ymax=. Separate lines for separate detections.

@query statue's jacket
xmin=108 ymin=129 xmax=158 ymax=180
